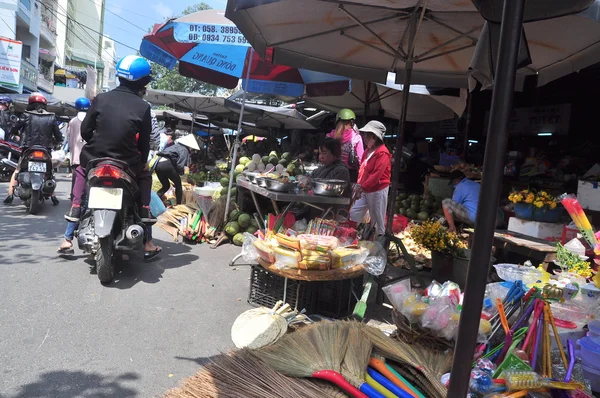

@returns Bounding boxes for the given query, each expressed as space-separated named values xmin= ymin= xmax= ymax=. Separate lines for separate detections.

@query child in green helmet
xmin=326 ymin=108 xmax=363 ymax=182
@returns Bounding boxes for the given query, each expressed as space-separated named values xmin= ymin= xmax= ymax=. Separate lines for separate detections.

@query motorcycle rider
xmin=0 ymin=95 xmax=17 ymax=140
xmin=57 ymin=97 xmax=90 ymax=255
xmin=65 ymin=55 xmax=161 ymax=258
xmin=3 ymin=92 xmax=62 ymax=205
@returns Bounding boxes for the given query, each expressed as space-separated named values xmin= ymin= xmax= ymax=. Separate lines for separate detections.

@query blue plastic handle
xmin=367 ymin=368 xmax=413 ymax=398
xmin=359 ymin=383 xmax=387 ymax=398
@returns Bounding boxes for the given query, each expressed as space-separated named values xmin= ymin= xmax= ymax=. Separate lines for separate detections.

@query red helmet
xmin=28 ymin=92 xmax=48 ymax=105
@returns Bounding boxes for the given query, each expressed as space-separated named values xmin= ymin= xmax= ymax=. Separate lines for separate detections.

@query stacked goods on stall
xmin=225 ymin=207 xmax=260 ymax=246
xmin=243 ymin=152 xmax=305 ymax=177
xmin=156 ymin=203 xmax=213 ymax=243
xmin=394 ymin=193 xmax=444 ymax=221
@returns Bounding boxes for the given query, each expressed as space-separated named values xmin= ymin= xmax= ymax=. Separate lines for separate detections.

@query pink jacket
xmin=327 ymin=128 xmax=364 ymax=170
xmin=67 ymin=113 xmax=85 ymax=166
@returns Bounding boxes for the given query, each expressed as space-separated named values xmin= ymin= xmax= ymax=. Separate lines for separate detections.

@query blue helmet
xmin=75 ymin=97 xmax=91 ymax=111
xmin=0 ymin=95 xmax=13 ymax=106
xmin=115 ymin=55 xmax=151 ymax=82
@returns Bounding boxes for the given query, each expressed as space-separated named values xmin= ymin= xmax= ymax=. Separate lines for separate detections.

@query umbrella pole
xmin=224 ymin=48 xmax=255 ymax=224
xmin=462 ymin=92 xmax=474 ymax=162
xmin=190 ymin=111 xmax=196 ymax=135
xmin=447 ymin=0 xmax=525 ymax=396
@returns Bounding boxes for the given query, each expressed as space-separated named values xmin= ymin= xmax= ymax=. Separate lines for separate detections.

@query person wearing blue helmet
xmin=65 ymin=55 xmax=161 ymax=258
xmin=57 ymin=97 xmax=91 ymax=254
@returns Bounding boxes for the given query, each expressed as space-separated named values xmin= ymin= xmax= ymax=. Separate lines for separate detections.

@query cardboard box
xmin=577 ymin=180 xmax=600 ymax=212
xmin=508 ymin=217 xmax=565 ymax=240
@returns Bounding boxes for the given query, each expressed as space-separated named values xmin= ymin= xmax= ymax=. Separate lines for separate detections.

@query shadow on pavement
xmin=6 ymin=370 xmax=139 ymax=398
xmin=106 ymin=239 xmax=200 ymax=290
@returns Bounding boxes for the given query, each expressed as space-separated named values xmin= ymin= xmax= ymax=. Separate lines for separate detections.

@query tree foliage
xmin=149 ymin=3 xmax=236 ymax=96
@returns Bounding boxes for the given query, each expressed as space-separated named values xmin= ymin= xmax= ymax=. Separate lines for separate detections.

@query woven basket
xmin=257 ymin=258 xmax=365 ymax=281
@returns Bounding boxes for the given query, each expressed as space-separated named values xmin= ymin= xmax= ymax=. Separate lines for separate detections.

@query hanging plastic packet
xmin=382 ymin=279 xmax=411 ymax=310
xmin=440 ymin=281 xmax=462 ymax=306
xmin=400 ymin=293 xmax=427 ymax=323
xmin=425 ymin=280 xmax=443 ymax=298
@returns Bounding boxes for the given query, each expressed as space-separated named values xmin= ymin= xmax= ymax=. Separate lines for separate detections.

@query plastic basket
xmin=309 ymin=276 xmax=363 ymax=318
xmin=247 ymin=266 xmax=314 ymax=311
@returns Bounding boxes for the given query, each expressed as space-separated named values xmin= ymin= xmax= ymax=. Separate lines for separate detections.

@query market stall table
xmin=464 ymin=228 xmax=557 ymax=269
xmin=236 ymin=177 xmax=351 ymax=222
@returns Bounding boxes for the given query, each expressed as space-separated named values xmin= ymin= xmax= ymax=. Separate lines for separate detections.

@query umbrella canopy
xmin=224 ymin=99 xmax=316 ymax=130
xmin=141 ymin=9 xmax=350 ymax=95
xmin=227 ymin=0 xmax=600 ymax=90
xmin=210 ymin=118 xmax=268 ymax=136
xmin=306 ymin=74 xmax=467 ymax=122
xmin=470 ymin=1 xmax=600 ymax=89
xmin=227 ymin=1 xmax=483 ymax=88
xmin=146 ymin=89 xmax=230 ymax=115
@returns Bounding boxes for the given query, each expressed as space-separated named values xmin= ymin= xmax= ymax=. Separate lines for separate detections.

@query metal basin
xmin=243 ymin=172 xmax=261 ymax=183
xmin=311 ymin=178 xmax=346 ymax=197
xmin=255 ymin=177 xmax=268 ymax=187
xmin=263 ymin=178 xmax=296 ymax=193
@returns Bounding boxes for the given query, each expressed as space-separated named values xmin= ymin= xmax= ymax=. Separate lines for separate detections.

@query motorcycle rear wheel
xmin=96 ymin=236 xmax=115 ymax=284
xmin=27 ymin=190 xmax=40 ymax=215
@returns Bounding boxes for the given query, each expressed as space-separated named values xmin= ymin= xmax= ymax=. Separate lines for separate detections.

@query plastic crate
xmin=309 ymin=276 xmax=363 ymax=319
xmin=247 ymin=266 xmax=314 ymax=311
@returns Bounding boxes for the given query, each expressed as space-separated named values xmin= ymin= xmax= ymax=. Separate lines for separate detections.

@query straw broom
xmin=163 ymin=349 xmax=342 ymax=398
xmin=363 ymin=327 xmax=449 ymax=398
xmin=341 ymin=324 xmax=382 ymax=397
xmin=254 ymin=321 xmax=368 ymax=398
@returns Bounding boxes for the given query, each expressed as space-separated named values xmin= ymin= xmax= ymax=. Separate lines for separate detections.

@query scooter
xmin=76 ymin=158 xmax=147 ymax=284
xmin=0 ymin=139 xmax=21 ymax=182
xmin=14 ymin=146 xmax=56 ymax=214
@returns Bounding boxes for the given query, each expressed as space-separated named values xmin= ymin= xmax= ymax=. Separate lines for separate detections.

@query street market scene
xmin=2 ymin=0 xmax=600 ymax=397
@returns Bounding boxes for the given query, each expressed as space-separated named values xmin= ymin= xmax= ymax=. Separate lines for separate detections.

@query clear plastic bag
xmin=292 ymin=219 xmax=308 ymax=234
xmin=382 ymin=279 xmax=411 ymax=310
xmin=241 ymin=233 xmax=259 ymax=263
xmin=359 ymin=241 xmax=386 ymax=276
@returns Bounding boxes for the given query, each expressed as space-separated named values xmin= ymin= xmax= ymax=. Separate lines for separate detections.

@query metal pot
xmin=255 ymin=177 xmax=268 ymax=187
xmin=311 ymin=178 xmax=346 ymax=197
xmin=243 ymin=172 xmax=260 ymax=183
xmin=264 ymin=178 xmax=296 ymax=193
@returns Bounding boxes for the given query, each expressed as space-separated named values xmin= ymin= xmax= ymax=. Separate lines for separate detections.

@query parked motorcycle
xmin=76 ymin=158 xmax=147 ymax=284
xmin=0 ymin=139 xmax=21 ymax=182
xmin=14 ymin=146 xmax=56 ymax=214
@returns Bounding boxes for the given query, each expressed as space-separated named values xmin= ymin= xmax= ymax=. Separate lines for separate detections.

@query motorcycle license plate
xmin=88 ymin=187 xmax=123 ymax=210
xmin=28 ymin=161 xmax=46 ymax=172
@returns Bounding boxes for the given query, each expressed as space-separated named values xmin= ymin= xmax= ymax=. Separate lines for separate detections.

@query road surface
xmin=0 ymin=175 xmax=252 ymax=397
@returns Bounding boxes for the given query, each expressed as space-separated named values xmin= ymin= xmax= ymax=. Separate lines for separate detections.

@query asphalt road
xmin=0 ymin=174 xmax=252 ymax=397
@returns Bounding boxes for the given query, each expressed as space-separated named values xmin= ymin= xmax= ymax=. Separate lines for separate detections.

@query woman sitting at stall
xmin=311 ymin=138 xmax=350 ymax=195
xmin=327 ymin=108 xmax=363 ymax=182
xmin=350 ymin=120 xmax=391 ymax=237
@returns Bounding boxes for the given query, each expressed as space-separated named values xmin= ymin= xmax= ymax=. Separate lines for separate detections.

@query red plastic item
xmin=553 ymin=319 xmax=578 ymax=329
xmin=312 ymin=370 xmax=368 ymax=398
xmin=385 ymin=214 xmax=409 ymax=233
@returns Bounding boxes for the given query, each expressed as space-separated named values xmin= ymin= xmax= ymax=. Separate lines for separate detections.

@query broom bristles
xmin=163 ymin=349 xmax=328 ymax=398
xmin=341 ymin=324 xmax=372 ymax=388
xmin=254 ymin=321 xmax=348 ymax=378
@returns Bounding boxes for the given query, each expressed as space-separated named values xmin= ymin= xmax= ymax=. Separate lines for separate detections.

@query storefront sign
xmin=0 ymin=38 xmax=23 ymax=88
xmin=484 ymin=104 xmax=571 ymax=135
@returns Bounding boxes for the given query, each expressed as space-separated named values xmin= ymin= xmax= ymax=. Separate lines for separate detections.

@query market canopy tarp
xmin=7 ymin=93 xmax=76 ymax=116
xmin=146 ymin=89 xmax=231 ymax=115
xmin=306 ymin=74 xmax=467 ymax=123
xmin=224 ymin=99 xmax=316 ymax=130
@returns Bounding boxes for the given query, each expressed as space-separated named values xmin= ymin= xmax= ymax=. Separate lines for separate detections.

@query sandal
xmin=144 ymin=247 xmax=162 ymax=260
xmin=57 ymin=246 xmax=75 ymax=255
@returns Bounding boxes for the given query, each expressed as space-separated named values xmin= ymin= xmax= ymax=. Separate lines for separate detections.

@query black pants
xmin=156 ymin=161 xmax=182 ymax=205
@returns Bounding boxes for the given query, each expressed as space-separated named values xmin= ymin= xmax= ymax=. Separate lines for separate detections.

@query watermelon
xmin=225 ymin=221 xmax=240 ymax=236
xmin=229 ymin=209 xmax=241 ymax=221
xmin=220 ymin=177 xmax=230 ymax=187
xmin=232 ymin=232 xmax=244 ymax=246
xmin=238 ymin=213 xmax=251 ymax=229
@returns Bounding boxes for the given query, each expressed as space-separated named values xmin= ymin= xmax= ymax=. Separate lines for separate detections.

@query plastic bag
xmin=382 ymin=279 xmax=411 ymax=309
xmin=399 ymin=293 xmax=427 ymax=324
xmin=359 ymin=241 xmax=386 ymax=276
xmin=241 ymin=233 xmax=259 ymax=263
xmin=292 ymin=219 xmax=308 ymax=234
xmin=565 ymin=237 xmax=587 ymax=257
xmin=149 ymin=191 xmax=166 ymax=217
xmin=51 ymin=149 xmax=66 ymax=162
xmin=331 ymin=247 xmax=368 ymax=269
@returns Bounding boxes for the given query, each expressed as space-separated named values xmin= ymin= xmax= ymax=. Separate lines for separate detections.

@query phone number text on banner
xmin=174 ymin=23 xmax=250 ymax=46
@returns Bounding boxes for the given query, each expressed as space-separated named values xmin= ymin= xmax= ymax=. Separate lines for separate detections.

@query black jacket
xmin=17 ymin=110 xmax=62 ymax=148
xmin=159 ymin=142 xmax=190 ymax=174
xmin=80 ymin=86 xmax=151 ymax=169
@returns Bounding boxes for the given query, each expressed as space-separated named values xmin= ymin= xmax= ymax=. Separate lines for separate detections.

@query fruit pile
xmin=224 ymin=209 xmax=260 ymax=246
xmin=394 ymin=193 xmax=443 ymax=221
xmin=239 ymin=151 xmax=303 ymax=177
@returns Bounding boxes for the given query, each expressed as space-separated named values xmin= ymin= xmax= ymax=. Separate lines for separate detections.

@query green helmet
xmin=336 ymin=108 xmax=356 ymax=122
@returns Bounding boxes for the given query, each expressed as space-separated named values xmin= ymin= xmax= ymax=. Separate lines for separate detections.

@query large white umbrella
xmin=224 ymin=99 xmax=316 ymax=130
xmin=145 ymin=89 xmax=231 ymax=115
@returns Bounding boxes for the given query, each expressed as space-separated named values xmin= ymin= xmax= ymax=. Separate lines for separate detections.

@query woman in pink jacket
xmin=326 ymin=108 xmax=363 ymax=182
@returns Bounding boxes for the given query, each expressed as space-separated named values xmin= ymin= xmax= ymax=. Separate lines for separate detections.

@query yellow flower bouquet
xmin=409 ymin=221 xmax=467 ymax=257
xmin=508 ymin=189 xmax=558 ymax=209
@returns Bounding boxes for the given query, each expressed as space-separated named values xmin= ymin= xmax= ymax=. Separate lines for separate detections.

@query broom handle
xmin=312 ymin=370 xmax=368 ymax=398
xmin=369 ymin=358 xmax=422 ymax=398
